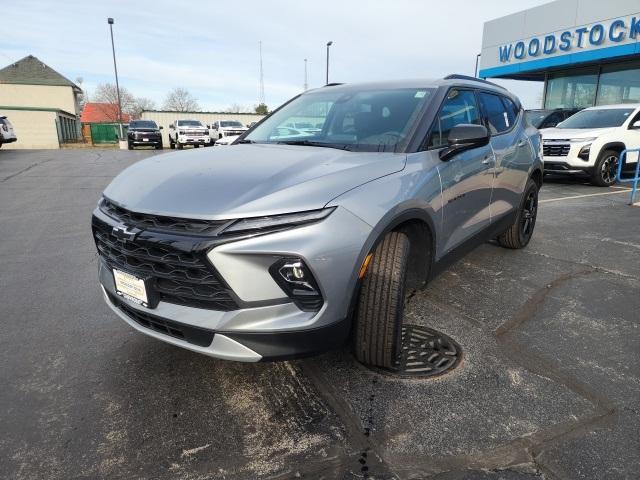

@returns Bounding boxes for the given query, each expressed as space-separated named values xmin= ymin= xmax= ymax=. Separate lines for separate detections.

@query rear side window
xmin=502 ymin=96 xmax=519 ymax=126
xmin=479 ymin=92 xmax=512 ymax=134
xmin=428 ymin=89 xmax=481 ymax=148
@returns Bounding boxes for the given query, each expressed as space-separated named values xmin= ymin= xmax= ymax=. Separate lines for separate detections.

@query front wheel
xmin=497 ymin=178 xmax=539 ymax=249
xmin=591 ymin=149 xmax=619 ymax=187
xmin=354 ymin=231 xmax=410 ymax=369
xmin=177 ymin=142 xmax=183 ymax=150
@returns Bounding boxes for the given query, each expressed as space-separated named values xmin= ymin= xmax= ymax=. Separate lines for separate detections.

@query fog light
xmin=270 ymin=258 xmax=323 ymax=311
xmin=578 ymin=144 xmax=591 ymax=161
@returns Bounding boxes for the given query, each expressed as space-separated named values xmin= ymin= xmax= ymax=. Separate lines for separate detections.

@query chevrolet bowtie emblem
xmin=112 ymin=224 xmax=137 ymax=241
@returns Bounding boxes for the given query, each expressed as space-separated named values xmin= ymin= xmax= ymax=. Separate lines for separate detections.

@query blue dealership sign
xmin=497 ymin=16 xmax=640 ymax=64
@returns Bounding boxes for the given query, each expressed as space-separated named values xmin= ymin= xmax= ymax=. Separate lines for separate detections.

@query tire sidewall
xmin=593 ymin=150 xmax=619 ymax=187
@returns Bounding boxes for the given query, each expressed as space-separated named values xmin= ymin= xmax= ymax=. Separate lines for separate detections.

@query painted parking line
xmin=540 ymin=189 xmax=632 ymax=203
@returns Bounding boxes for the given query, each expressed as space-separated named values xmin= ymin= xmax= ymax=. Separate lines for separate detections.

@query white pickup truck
xmin=209 ymin=120 xmax=248 ymax=142
xmin=168 ymin=119 xmax=211 ymax=149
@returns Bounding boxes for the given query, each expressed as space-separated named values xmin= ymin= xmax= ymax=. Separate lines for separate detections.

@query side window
xmin=428 ymin=90 xmax=481 ymax=148
xmin=502 ymin=96 xmax=519 ymax=127
xmin=478 ymin=92 xmax=511 ymax=134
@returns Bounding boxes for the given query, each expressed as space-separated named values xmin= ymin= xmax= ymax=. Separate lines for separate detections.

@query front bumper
xmin=93 ymin=205 xmax=372 ymax=361
xmin=178 ymin=135 xmax=211 ymax=144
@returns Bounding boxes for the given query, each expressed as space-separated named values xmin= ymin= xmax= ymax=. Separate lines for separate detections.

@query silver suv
xmin=92 ymin=75 xmax=542 ymax=369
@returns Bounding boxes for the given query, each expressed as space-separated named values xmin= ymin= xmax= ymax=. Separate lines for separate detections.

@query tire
xmin=177 ymin=142 xmax=183 ymax=150
xmin=497 ymin=178 xmax=539 ymax=249
xmin=169 ymin=138 xmax=175 ymax=149
xmin=155 ymin=144 xmax=163 ymax=150
xmin=354 ymin=231 xmax=410 ymax=369
xmin=127 ymin=141 xmax=133 ymax=150
xmin=591 ymin=149 xmax=619 ymax=187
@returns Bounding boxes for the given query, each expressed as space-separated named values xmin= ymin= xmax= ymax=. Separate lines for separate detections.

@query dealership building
xmin=479 ymin=0 xmax=640 ymax=109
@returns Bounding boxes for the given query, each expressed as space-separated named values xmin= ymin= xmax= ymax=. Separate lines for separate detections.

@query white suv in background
xmin=540 ymin=104 xmax=640 ymax=186
xmin=0 ymin=116 xmax=17 ymax=148
xmin=168 ymin=119 xmax=211 ymax=149
xmin=209 ymin=120 xmax=248 ymax=141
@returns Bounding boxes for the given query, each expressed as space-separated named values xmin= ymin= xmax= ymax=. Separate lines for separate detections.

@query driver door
xmin=428 ymin=89 xmax=495 ymax=254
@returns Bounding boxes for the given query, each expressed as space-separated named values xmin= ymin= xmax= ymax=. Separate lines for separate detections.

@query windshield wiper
xmin=276 ymin=140 xmax=351 ymax=151
xmin=236 ymin=139 xmax=255 ymax=144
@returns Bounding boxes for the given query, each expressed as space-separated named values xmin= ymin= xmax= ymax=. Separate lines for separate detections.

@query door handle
xmin=517 ymin=140 xmax=527 ymax=147
xmin=482 ymin=156 xmax=493 ymax=165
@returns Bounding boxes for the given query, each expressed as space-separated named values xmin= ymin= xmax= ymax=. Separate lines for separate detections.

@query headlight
xmin=569 ymin=137 xmax=596 ymax=143
xmin=221 ymin=207 xmax=335 ymax=234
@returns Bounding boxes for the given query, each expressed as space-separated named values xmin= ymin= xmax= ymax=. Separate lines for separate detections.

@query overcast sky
xmin=2 ymin=0 xmax=551 ymax=111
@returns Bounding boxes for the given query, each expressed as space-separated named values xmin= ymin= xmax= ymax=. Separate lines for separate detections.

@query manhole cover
xmin=386 ymin=325 xmax=462 ymax=378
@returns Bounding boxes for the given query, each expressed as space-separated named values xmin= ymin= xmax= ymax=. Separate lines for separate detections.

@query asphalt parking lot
xmin=1 ymin=148 xmax=639 ymax=480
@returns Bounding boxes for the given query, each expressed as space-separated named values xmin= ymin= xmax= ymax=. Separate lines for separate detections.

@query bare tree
xmin=163 ymin=87 xmax=200 ymax=112
xmin=93 ymin=83 xmax=136 ymax=121
xmin=131 ymin=97 xmax=156 ymax=119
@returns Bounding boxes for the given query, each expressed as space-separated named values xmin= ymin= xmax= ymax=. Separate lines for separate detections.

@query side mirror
xmin=169 ymin=124 xmax=174 ymax=129
xmin=159 ymin=125 xmax=163 ymax=130
xmin=439 ymin=124 xmax=490 ymax=161
xmin=631 ymin=120 xmax=640 ymax=129
xmin=206 ymin=124 xmax=211 ymax=129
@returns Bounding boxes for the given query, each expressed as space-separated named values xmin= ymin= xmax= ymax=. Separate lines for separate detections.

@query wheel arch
xmin=344 ymin=207 xmax=437 ymax=324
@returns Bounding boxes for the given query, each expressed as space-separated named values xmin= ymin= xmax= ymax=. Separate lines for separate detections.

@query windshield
xmin=525 ymin=111 xmax=551 ymax=128
xmin=129 ymin=120 xmax=157 ymax=129
xmin=221 ymin=121 xmax=244 ymax=127
xmin=177 ymin=120 xmax=203 ymax=127
xmin=244 ymin=87 xmax=436 ymax=151
xmin=558 ymin=108 xmax=633 ymax=129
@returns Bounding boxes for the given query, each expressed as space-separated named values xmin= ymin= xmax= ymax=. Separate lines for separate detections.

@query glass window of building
xmin=596 ymin=61 xmax=640 ymax=106
xmin=544 ymin=68 xmax=598 ymax=109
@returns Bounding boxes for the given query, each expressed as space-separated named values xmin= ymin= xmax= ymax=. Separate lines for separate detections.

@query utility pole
xmin=304 ymin=58 xmax=308 ymax=91
xmin=107 ymin=18 xmax=124 ymax=140
xmin=259 ymin=41 xmax=265 ymax=105
xmin=326 ymin=41 xmax=333 ymax=85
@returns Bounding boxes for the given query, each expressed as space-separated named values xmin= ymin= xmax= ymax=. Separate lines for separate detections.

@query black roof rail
xmin=444 ymin=74 xmax=506 ymax=90
xmin=323 ymin=83 xmax=344 ymax=87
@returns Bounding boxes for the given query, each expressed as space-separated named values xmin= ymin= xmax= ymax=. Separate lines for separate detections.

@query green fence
xmin=89 ymin=123 xmax=127 ymax=144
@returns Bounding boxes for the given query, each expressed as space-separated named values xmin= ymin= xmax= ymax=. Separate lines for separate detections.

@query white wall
xmin=0 ymin=109 xmax=59 ymax=149
xmin=0 ymin=84 xmax=78 ymax=115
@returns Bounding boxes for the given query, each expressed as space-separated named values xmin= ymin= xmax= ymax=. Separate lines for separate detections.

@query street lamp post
xmin=474 ymin=53 xmax=482 ymax=78
xmin=107 ymin=18 xmax=124 ymax=141
xmin=326 ymin=41 xmax=333 ymax=85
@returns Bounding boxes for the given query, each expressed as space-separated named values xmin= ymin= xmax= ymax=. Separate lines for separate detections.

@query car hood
xmin=540 ymin=127 xmax=615 ymax=139
xmin=103 ymin=144 xmax=406 ymax=219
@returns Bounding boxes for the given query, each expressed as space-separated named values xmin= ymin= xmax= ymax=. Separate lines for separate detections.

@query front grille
xmin=93 ymin=218 xmax=238 ymax=311
xmin=107 ymin=292 xmax=215 ymax=347
xmin=225 ymin=130 xmax=245 ymax=136
xmin=543 ymin=143 xmax=570 ymax=157
xmin=101 ymin=199 xmax=227 ymax=236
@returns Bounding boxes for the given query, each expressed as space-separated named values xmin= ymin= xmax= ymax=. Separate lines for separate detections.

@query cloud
xmin=1 ymin=0 xmax=547 ymax=110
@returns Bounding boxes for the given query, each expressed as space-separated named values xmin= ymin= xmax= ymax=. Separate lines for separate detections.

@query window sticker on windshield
xmin=415 ymin=91 xmax=427 ymax=98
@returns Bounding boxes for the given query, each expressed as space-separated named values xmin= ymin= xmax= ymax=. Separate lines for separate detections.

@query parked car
xmin=127 ymin=120 xmax=163 ymax=150
xmin=214 ymin=135 xmax=240 ymax=146
xmin=168 ymin=119 xmax=211 ymax=149
xmin=525 ymin=108 xmax=580 ymax=129
xmin=0 ymin=115 xmax=17 ymax=148
xmin=540 ymin=104 xmax=640 ymax=186
xmin=285 ymin=122 xmax=322 ymax=134
xmin=92 ymin=75 xmax=542 ymax=368
xmin=209 ymin=120 xmax=248 ymax=141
